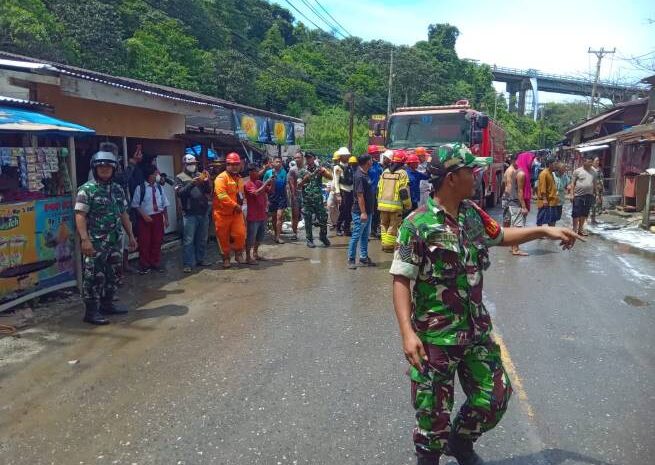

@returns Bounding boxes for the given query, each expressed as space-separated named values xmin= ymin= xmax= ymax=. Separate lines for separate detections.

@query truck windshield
xmin=387 ymin=113 xmax=469 ymax=148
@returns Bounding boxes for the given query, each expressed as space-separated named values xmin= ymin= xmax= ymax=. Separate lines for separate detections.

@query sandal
xmin=512 ymin=250 xmax=529 ymax=256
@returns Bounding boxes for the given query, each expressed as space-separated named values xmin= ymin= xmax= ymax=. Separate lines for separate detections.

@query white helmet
xmin=183 ymin=154 xmax=198 ymax=164
xmin=90 ymin=151 xmax=117 ymax=168
xmin=381 ymin=149 xmax=393 ymax=161
xmin=336 ymin=146 xmax=351 ymax=157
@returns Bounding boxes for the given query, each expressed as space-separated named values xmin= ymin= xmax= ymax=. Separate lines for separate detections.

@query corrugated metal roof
xmin=0 ymin=51 xmax=303 ymax=124
xmin=565 ymin=108 xmax=623 ymax=135
xmin=0 ymin=95 xmax=52 ymax=110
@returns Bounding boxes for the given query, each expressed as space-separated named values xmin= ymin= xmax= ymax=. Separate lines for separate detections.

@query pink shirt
xmin=244 ymin=180 xmax=269 ymax=221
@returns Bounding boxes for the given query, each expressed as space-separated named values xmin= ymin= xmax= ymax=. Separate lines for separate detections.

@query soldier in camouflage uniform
xmin=297 ymin=152 xmax=332 ymax=248
xmin=75 ymin=151 xmax=137 ymax=325
xmin=390 ymin=144 xmax=580 ymax=465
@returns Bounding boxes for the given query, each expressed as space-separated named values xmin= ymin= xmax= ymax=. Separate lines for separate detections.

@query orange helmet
xmin=226 ymin=152 xmax=241 ymax=164
xmin=414 ymin=147 xmax=427 ymax=156
xmin=392 ymin=150 xmax=407 ymax=164
xmin=406 ymin=153 xmax=420 ymax=164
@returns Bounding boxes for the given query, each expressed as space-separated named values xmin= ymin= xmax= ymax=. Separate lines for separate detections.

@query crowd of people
xmin=73 ymin=141 xmax=598 ymax=327
xmin=71 ymin=141 xmax=445 ymax=324
xmin=501 ymin=150 xmax=604 ymax=256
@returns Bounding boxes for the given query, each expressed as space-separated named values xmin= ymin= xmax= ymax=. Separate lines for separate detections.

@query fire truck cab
xmin=384 ymin=100 xmax=507 ymax=208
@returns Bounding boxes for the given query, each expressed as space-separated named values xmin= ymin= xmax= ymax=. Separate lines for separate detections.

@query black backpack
xmin=341 ymin=165 xmax=353 ymax=186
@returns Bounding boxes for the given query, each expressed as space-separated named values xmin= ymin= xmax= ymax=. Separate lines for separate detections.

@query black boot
xmin=416 ymin=453 xmax=440 ymax=465
xmin=319 ymin=235 xmax=331 ymax=247
xmin=100 ymin=292 xmax=129 ymax=315
xmin=83 ymin=300 xmax=109 ymax=325
xmin=446 ymin=432 xmax=484 ymax=465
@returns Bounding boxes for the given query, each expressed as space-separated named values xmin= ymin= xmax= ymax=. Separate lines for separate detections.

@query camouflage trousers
xmin=410 ymin=338 xmax=512 ymax=458
xmin=303 ymin=197 xmax=328 ymax=241
xmin=82 ymin=241 xmax=122 ymax=302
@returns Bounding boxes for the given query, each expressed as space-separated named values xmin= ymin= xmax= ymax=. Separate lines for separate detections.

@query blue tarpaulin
xmin=0 ymin=106 xmax=95 ymax=136
xmin=185 ymin=144 xmax=217 ymax=159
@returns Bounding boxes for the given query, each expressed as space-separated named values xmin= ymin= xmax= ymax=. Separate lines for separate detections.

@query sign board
xmin=233 ymin=111 xmax=297 ymax=145
xmin=0 ymin=197 xmax=76 ymax=311
xmin=369 ymin=115 xmax=387 ymax=147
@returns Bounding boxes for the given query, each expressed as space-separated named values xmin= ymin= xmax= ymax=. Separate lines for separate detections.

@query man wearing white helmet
xmin=75 ymin=150 xmax=137 ymax=325
xmin=175 ymin=154 xmax=212 ymax=273
xmin=333 ymin=146 xmax=354 ymax=235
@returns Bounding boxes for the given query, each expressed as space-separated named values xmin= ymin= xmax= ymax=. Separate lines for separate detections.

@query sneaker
xmin=139 ymin=267 xmax=150 ymax=275
xmin=196 ymin=261 xmax=210 ymax=267
xmin=151 ymin=265 xmax=166 ymax=273
xmin=359 ymin=257 xmax=376 ymax=267
xmin=347 ymin=260 xmax=357 ymax=270
xmin=336 ymin=230 xmax=344 ymax=236
xmin=183 ymin=266 xmax=192 ymax=273
xmin=306 ymin=239 xmax=316 ymax=248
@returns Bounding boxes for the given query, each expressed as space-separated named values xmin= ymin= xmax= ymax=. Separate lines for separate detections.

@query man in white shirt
xmin=131 ymin=164 xmax=170 ymax=273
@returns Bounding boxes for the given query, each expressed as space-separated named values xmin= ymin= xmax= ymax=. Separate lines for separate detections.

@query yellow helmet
xmin=332 ymin=151 xmax=340 ymax=161
xmin=348 ymin=156 xmax=357 ymax=164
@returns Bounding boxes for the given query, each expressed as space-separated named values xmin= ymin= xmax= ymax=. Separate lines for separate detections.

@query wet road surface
xmin=1 ymin=215 xmax=654 ymax=465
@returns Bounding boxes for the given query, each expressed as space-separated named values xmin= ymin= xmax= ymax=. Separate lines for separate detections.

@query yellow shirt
xmin=537 ymin=168 xmax=559 ymax=208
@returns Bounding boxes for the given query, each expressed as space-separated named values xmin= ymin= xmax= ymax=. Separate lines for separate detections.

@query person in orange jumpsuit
xmin=213 ymin=152 xmax=246 ymax=268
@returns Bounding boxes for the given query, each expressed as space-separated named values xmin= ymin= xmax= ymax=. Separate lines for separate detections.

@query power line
xmin=313 ymin=0 xmax=352 ymax=37
xmin=298 ymin=0 xmax=347 ymax=38
xmin=283 ymin=0 xmax=327 ymax=33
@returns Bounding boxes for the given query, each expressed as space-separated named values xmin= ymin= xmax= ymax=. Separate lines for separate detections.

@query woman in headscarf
xmin=515 ymin=151 xmax=536 ymax=212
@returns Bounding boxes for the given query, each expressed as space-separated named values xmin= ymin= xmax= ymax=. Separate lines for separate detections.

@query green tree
xmin=47 ymin=0 xmax=126 ymax=73
xmin=298 ymin=106 xmax=368 ymax=157
xmin=0 ymin=0 xmax=74 ymax=61
xmin=125 ymin=18 xmax=215 ymax=93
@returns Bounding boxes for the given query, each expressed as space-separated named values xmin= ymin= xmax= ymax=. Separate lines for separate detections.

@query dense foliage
xmin=0 ymin=0 xmax=584 ymax=153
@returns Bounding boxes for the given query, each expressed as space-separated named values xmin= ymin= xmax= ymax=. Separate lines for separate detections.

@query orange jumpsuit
xmin=213 ymin=171 xmax=246 ymax=256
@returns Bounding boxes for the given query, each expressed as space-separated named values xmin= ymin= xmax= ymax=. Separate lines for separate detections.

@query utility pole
xmin=587 ymin=47 xmax=615 ymax=118
xmin=493 ymin=92 xmax=499 ymax=120
xmin=347 ymin=91 xmax=355 ymax=153
xmin=387 ymin=49 xmax=394 ymax=118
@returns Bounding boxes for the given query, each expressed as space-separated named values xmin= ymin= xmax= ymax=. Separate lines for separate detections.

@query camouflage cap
xmin=427 ymin=143 xmax=492 ymax=182
xmin=434 ymin=143 xmax=492 ymax=171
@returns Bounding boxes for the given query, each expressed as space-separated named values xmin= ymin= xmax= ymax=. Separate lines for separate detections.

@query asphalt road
xmin=1 ymin=215 xmax=654 ymax=465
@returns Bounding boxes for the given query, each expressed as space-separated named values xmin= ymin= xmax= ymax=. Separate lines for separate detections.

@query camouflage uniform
xmin=298 ymin=165 xmax=328 ymax=242
xmin=390 ymin=197 xmax=512 ymax=459
xmin=75 ymin=180 xmax=127 ymax=302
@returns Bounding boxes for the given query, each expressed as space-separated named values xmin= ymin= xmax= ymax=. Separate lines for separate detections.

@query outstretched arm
xmin=502 ymin=226 xmax=582 ymax=250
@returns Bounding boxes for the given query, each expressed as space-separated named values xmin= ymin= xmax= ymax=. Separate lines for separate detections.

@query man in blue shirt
xmin=406 ymin=153 xmax=430 ymax=211
xmin=367 ymin=145 xmax=384 ymax=238
xmin=263 ymin=156 xmax=288 ymax=244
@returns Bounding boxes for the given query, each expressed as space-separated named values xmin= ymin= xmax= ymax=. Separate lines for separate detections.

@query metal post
xmin=387 ymin=49 xmax=394 ymax=118
xmin=348 ymin=91 xmax=354 ymax=153
xmin=68 ymin=136 xmax=83 ymax=294
xmin=122 ymin=137 xmax=128 ymax=170
xmin=642 ymin=173 xmax=653 ymax=230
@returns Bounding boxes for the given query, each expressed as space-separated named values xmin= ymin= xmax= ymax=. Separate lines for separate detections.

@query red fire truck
xmin=380 ymin=100 xmax=507 ymax=207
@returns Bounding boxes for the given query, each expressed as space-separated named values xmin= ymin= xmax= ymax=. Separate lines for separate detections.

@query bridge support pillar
xmin=506 ymin=82 xmax=519 ymax=113
xmin=517 ymin=79 xmax=531 ymax=116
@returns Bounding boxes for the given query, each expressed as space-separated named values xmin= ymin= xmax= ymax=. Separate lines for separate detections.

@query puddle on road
xmin=623 ymin=296 xmax=649 ymax=307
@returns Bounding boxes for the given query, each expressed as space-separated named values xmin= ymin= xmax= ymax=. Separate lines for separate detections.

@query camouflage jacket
xmin=75 ymin=180 xmax=127 ymax=244
xmin=298 ymin=166 xmax=324 ymax=202
xmin=389 ymin=197 xmax=504 ymax=346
